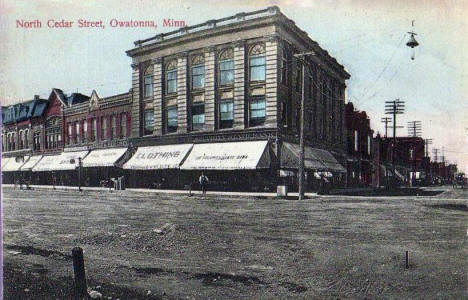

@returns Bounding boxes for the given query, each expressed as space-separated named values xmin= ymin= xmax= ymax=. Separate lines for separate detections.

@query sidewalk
xmin=1 ymin=184 xmax=318 ymax=198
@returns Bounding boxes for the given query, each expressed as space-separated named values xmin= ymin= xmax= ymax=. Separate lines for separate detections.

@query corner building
xmin=125 ymin=6 xmax=350 ymax=191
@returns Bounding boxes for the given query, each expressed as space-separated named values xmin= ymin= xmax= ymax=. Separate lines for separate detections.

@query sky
xmin=1 ymin=0 xmax=467 ymax=173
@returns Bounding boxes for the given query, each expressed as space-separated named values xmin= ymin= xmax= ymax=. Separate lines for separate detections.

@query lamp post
xmin=294 ymin=51 xmax=315 ymax=200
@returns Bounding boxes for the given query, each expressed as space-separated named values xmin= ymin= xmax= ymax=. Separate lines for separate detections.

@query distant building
xmin=344 ymin=102 xmax=374 ymax=186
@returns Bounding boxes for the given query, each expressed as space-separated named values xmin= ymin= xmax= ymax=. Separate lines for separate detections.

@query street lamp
xmin=294 ymin=51 xmax=316 ymax=200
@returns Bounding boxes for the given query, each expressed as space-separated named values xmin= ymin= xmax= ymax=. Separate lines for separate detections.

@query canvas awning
xmin=20 ymin=155 xmax=43 ymax=171
xmin=123 ymin=144 xmax=193 ymax=170
xmin=2 ymin=156 xmax=29 ymax=172
xmin=281 ymin=142 xmax=346 ymax=173
xmin=180 ymin=141 xmax=270 ymax=170
xmin=1 ymin=157 xmax=12 ymax=169
xmin=82 ymin=148 xmax=127 ymax=168
xmin=32 ymin=151 xmax=89 ymax=172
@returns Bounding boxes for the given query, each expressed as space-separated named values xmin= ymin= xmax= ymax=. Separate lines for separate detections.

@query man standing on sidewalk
xmin=199 ymin=172 xmax=209 ymax=196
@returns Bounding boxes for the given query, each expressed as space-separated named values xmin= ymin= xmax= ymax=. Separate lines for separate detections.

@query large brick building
xmin=125 ymin=6 xmax=350 ymax=190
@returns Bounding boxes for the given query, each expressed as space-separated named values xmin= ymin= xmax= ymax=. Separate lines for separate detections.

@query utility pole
xmin=381 ymin=117 xmax=392 ymax=138
xmin=385 ymin=99 xmax=405 ymax=186
xmin=407 ymin=121 xmax=422 ymax=186
xmin=294 ymin=51 xmax=316 ymax=200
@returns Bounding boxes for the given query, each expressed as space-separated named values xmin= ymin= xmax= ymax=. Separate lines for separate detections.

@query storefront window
xmin=219 ymin=100 xmax=234 ymax=129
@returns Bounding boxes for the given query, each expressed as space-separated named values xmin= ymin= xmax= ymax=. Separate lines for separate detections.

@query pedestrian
xmin=199 ymin=172 xmax=209 ymax=196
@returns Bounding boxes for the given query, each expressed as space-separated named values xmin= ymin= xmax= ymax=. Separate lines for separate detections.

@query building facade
xmin=126 ymin=6 xmax=350 ymax=191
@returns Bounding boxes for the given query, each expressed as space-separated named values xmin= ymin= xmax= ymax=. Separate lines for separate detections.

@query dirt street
xmin=3 ymin=187 xmax=467 ymax=299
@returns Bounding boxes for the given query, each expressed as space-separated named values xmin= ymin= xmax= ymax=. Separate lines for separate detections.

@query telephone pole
xmin=407 ymin=121 xmax=422 ymax=186
xmin=381 ymin=117 xmax=392 ymax=138
xmin=385 ymin=99 xmax=405 ymax=184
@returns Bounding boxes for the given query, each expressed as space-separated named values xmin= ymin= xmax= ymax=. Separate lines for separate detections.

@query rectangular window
xmin=76 ymin=122 xmax=81 ymax=144
xmin=219 ymin=60 xmax=234 ymax=85
xmin=144 ymin=75 xmax=153 ymax=98
xmin=249 ymin=56 xmax=266 ymax=81
xmin=83 ymin=120 xmax=88 ymax=142
xmin=191 ymin=103 xmax=205 ymax=131
xmin=91 ymin=118 xmax=96 ymax=141
xmin=368 ymin=135 xmax=371 ymax=155
xmin=166 ymin=70 xmax=177 ymax=94
xmin=219 ymin=100 xmax=234 ymax=129
xmin=166 ymin=106 xmax=178 ymax=133
xmin=144 ymin=109 xmax=154 ymax=136
xmin=192 ymin=65 xmax=205 ymax=89
xmin=111 ymin=116 xmax=117 ymax=139
xmin=354 ymin=130 xmax=359 ymax=152
xmin=120 ymin=113 xmax=126 ymax=138
xmin=67 ymin=123 xmax=72 ymax=144
xmin=101 ymin=117 xmax=107 ymax=140
xmin=249 ymin=97 xmax=266 ymax=127
xmin=281 ymin=57 xmax=288 ymax=85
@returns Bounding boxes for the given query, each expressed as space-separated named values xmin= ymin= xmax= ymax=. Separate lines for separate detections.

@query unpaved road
xmin=3 ymin=187 xmax=467 ymax=299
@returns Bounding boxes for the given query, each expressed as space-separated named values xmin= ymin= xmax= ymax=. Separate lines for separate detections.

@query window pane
xmin=166 ymin=70 xmax=177 ymax=94
xmin=250 ymin=56 xmax=265 ymax=67
xmin=144 ymin=75 xmax=153 ymax=98
xmin=144 ymin=110 xmax=154 ymax=134
xmin=250 ymin=65 xmax=266 ymax=81
xmin=219 ymin=60 xmax=234 ymax=85
xmin=220 ymin=60 xmax=234 ymax=71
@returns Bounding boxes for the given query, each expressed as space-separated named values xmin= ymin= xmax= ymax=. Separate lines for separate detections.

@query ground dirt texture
xmin=3 ymin=186 xmax=467 ymax=299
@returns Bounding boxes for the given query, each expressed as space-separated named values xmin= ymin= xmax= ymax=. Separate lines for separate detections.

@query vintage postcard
xmin=1 ymin=0 xmax=467 ymax=299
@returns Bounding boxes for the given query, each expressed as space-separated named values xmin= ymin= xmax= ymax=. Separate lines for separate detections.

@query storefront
xmin=123 ymin=144 xmax=193 ymax=189
xmin=180 ymin=140 xmax=273 ymax=192
xmin=32 ymin=151 xmax=89 ymax=186
xmin=2 ymin=156 xmax=30 ymax=184
xmin=280 ymin=142 xmax=346 ymax=191
xmin=19 ymin=155 xmax=44 ymax=185
xmin=81 ymin=148 xmax=128 ymax=187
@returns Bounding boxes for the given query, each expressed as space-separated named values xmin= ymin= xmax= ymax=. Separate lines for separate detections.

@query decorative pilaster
xmin=204 ymin=47 xmax=216 ymax=131
xmin=265 ymin=35 xmax=279 ymax=128
xmin=233 ymin=41 xmax=246 ymax=129
xmin=177 ymin=53 xmax=188 ymax=133
xmin=130 ymin=63 xmax=141 ymax=137
xmin=152 ymin=57 xmax=163 ymax=135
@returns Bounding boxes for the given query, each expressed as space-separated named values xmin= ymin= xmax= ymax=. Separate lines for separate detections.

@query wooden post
xmin=72 ymin=247 xmax=87 ymax=299
xmin=405 ymin=250 xmax=409 ymax=269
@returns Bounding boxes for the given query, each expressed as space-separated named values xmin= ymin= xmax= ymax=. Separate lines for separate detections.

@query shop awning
xmin=123 ymin=144 xmax=193 ymax=170
xmin=281 ymin=142 xmax=346 ymax=173
xmin=32 ymin=151 xmax=89 ymax=172
xmin=20 ymin=155 xmax=43 ymax=171
xmin=82 ymin=148 xmax=128 ymax=168
xmin=3 ymin=156 xmax=29 ymax=172
xmin=1 ymin=157 xmax=12 ymax=169
xmin=180 ymin=141 xmax=270 ymax=170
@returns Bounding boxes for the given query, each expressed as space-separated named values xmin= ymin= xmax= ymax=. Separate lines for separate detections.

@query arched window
xmin=249 ymin=44 xmax=266 ymax=81
xmin=165 ymin=60 xmax=178 ymax=94
xmin=218 ymin=48 xmax=234 ymax=85
xmin=191 ymin=54 xmax=205 ymax=89
xmin=144 ymin=65 xmax=154 ymax=98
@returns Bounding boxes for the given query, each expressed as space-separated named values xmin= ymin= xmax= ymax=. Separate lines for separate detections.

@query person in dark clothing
xmin=199 ymin=172 xmax=209 ymax=196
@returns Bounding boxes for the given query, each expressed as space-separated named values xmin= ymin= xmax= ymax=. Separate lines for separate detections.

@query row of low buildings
xmin=1 ymin=6 xmax=458 ymax=192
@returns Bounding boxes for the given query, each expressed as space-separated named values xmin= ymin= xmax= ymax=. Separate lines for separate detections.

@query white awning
xmin=123 ymin=144 xmax=193 ymax=170
xmin=20 ymin=155 xmax=43 ymax=171
xmin=3 ymin=156 xmax=29 ymax=172
xmin=281 ymin=142 xmax=346 ymax=173
xmin=32 ymin=151 xmax=89 ymax=171
xmin=1 ymin=157 xmax=12 ymax=169
xmin=82 ymin=148 xmax=128 ymax=168
xmin=180 ymin=141 xmax=270 ymax=170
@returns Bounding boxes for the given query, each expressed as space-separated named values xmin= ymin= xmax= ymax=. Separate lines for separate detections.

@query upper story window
xmin=91 ymin=118 xmax=97 ymax=141
xmin=67 ymin=123 xmax=72 ymax=144
xmin=166 ymin=60 xmax=178 ymax=94
xmin=101 ymin=117 xmax=107 ymax=140
xmin=83 ymin=120 xmax=88 ymax=142
xmin=280 ymin=49 xmax=288 ymax=85
xmin=249 ymin=96 xmax=266 ymax=127
xmin=219 ymin=100 xmax=234 ymax=129
xmin=144 ymin=109 xmax=154 ymax=136
xmin=120 ymin=113 xmax=126 ymax=138
xmin=249 ymin=44 xmax=266 ymax=82
xmin=191 ymin=55 xmax=205 ymax=89
xmin=144 ymin=66 xmax=154 ymax=98
xmin=111 ymin=115 xmax=117 ymax=139
xmin=218 ymin=48 xmax=234 ymax=85
xmin=166 ymin=106 xmax=178 ymax=133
